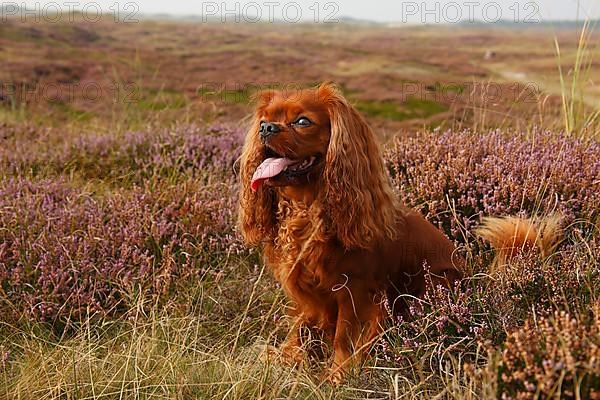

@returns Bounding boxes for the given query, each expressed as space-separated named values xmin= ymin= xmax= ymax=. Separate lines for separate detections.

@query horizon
xmin=16 ymin=1 xmax=600 ymax=24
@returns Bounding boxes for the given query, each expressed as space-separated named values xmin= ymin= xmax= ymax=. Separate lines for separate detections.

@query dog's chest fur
xmin=264 ymin=200 xmax=337 ymax=326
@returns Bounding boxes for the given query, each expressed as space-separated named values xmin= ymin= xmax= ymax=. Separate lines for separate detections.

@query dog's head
xmin=249 ymin=86 xmax=331 ymax=192
xmin=238 ymin=83 xmax=400 ymax=249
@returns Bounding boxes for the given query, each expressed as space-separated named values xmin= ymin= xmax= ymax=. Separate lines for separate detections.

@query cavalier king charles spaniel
xmin=238 ymin=82 xmax=531 ymax=382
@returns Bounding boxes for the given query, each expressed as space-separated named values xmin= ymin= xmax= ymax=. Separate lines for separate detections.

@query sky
xmin=21 ymin=1 xmax=600 ymax=23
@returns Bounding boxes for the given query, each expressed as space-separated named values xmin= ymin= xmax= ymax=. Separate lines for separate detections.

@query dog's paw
xmin=260 ymin=344 xmax=280 ymax=361
xmin=324 ymin=368 xmax=345 ymax=385
xmin=260 ymin=344 xmax=304 ymax=367
xmin=279 ymin=342 xmax=305 ymax=366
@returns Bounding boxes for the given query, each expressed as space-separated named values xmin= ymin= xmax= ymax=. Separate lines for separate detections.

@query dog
xmin=237 ymin=82 xmax=558 ymax=382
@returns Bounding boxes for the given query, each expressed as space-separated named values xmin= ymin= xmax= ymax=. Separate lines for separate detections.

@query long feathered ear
xmin=318 ymin=83 xmax=401 ymax=250
xmin=238 ymin=90 xmax=278 ymax=245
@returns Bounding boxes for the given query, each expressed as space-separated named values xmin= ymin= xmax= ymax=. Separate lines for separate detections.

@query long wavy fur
xmin=476 ymin=214 xmax=564 ymax=270
xmin=317 ymin=83 xmax=402 ymax=249
xmin=238 ymin=90 xmax=278 ymax=245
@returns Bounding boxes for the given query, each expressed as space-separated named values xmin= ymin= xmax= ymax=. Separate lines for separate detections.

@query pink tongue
xmin=251 ymin=157 xmax=296 ymax=191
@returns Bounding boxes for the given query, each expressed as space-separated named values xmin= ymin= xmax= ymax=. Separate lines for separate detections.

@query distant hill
xmin=457 ymin=19 xmax=599 ymax=29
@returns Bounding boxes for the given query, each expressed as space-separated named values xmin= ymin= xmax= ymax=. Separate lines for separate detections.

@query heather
xmin=0 ymin=176 xmax=243 ymax=324
xmin=0 ymin=115 xmax=598 ymax=400
xmin=499 ymin=306 xmax=600 ymax=399
xmin=386 ymin=130 xmax=600 ymax=241
xmin=378 ymin=130 xmax=600 ymax=397
xmin=0 ymin=123 xmax=244 ymax=185
xmin=1 ymin=124 xmax=599 ymax=398
xmin=379 ymin=246 xmax=599 ymax=399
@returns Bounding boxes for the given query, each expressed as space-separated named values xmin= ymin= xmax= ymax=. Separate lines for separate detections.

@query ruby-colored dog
xmin=237 ymin=82 xmax=561 ymax=381
xmin=238 ymin=83 xmax=464 ymax=381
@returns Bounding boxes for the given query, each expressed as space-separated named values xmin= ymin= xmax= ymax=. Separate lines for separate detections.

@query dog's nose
xmin=259 ymin=122 xmax=280 ymax=140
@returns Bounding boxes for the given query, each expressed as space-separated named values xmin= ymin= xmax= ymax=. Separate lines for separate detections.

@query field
xmin=0 ymin=15 xmax=599 ymax=399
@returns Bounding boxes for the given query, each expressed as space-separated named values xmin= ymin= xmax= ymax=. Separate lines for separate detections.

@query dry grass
xmin=2 ymin=236 xmax=597 ymax=399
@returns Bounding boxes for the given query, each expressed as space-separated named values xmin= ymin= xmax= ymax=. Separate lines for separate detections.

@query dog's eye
xmin=294 ymin=117 xmax=312 ymax=127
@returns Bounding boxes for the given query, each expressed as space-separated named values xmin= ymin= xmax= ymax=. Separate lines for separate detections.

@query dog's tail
xmin=475 ymin=214 xmax=563 ymax=270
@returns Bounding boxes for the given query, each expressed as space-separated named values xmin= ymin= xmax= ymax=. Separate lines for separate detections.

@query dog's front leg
xmin=278 ymin=315 xmax=306 ymax=365
xmin=327 ymin=283 xmax=383 ymax=383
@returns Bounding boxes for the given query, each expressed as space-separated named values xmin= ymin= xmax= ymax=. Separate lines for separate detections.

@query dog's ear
xmin=238 ymin=96 xmax=278 ymax=246
xmin=250 ymin=89 xmax=277 ymax=111
xmin=318 ymin=83 xmax=400 ymax=249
